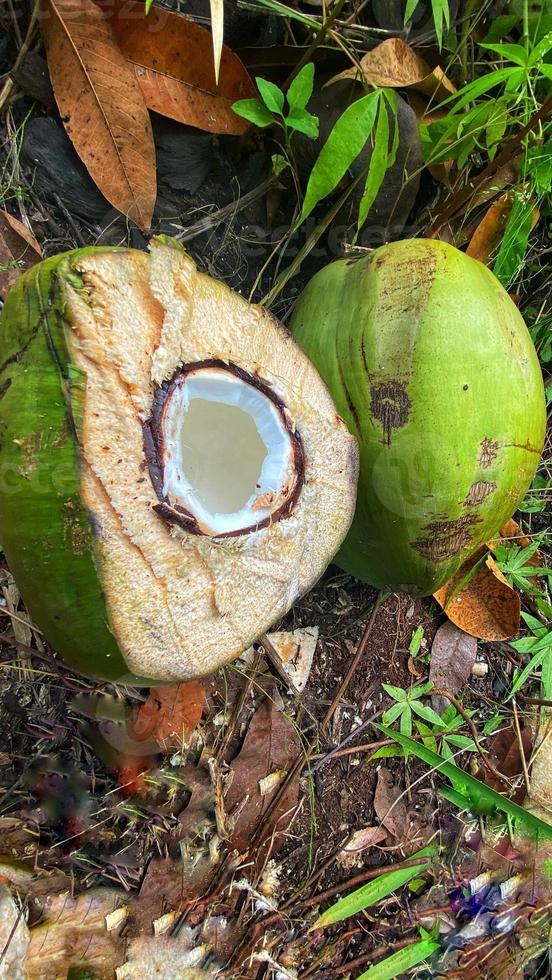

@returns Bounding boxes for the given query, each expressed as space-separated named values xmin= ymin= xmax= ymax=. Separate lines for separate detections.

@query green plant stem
xmin=431 ymin=687 xmax=511 ymax=787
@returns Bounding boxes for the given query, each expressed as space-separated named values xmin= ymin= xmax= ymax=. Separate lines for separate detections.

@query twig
xmin=176 ymin=177 xmax=278 ymax=245
xmin=312 ymin=695 xmax=383 ymax=772
xmin=431 ymin=687 xmax=511 ymax=788
xmin=0 ymin=1 xmax=40 ymax=114
xmin=429 ymin=96 xmax=552 ymax=236
xmin=512 ymin=699 xmax=531 ymax=795
xmin=323 ymin=592 xmax=383 ymax=727
xmin=283 ymin=0 xmax=348 ymax=88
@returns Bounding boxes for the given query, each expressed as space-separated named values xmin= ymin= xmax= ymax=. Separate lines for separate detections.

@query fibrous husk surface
xmin=0 ymin=238 xmax=357 ymax=682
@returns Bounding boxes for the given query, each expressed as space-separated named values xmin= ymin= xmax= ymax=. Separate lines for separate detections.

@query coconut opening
xmin=160 ymin=366 xmax=298 ymax=535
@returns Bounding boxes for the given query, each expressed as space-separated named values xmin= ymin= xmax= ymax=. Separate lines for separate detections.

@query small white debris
xmin=152 ymin=911 xmax=178 ymax=936
xmin=259 ymin=860 xmax=281 ymax=898
xmin=105 ymin=906 xmax=129 ymax=932
xmin=259 ymin=769 xmax=287 ymax=796
xmin=472 ymin=661 xmax=488 ymax=678
xmin=265 ymin=627 xmax=319 ymax=694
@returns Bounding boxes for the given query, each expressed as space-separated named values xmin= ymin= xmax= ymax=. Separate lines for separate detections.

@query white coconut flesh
xmin=161 ymin=368 xmax=295 ymax=535
xmin=63 ymin=240 xmax=358 ymax=682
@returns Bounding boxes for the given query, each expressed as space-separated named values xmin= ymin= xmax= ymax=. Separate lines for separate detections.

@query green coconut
xmin=0 ymin=240 xmax=357 ymax=683
xmin=290 ymin=238 xmax=546 ymax=595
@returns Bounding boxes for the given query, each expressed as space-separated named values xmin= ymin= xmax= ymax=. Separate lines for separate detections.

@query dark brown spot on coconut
xmin=479 ymin=437 xmax=499 ymax=468
xmin=412 ymin=513 xmax=482 ymax=561
xmin=464 ymin=480 xmax=496 ymax=506
xmin=370 ymin=382 xmax=410 ymax=446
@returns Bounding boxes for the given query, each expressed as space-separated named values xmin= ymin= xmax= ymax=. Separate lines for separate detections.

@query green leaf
xmin=271 ymin=153 xmax=289 ymax=176
xmin=434 ymin=67 xmax=521 ymax=113
xmin=528 ymin=30 xmax=552 ymax=67
xmin=370 ymin=745 xmax=405 ymax=760
xmin=479 ymin=42 xmax=528 ymax=66
xmin=400 ymin=704 xmax=412 ymax=737
xmin=379 ymin=726 xmax=552 ymax=839
xmin=357 ymin=938 xmax=440 ymax=980
xmin=482 ymin=15 xmax=520 ymax=43
xmin=358 ymin=95 xmax=391 ymax=231
xmin=286 ymin=62 xmax=315 ymax=112
xmin=382 ymin=682 xmax=406 ymax=701
xmin=382 ymin=701 xmax=406 ymax=726
xmin=494 ymin=190 xmax=535 ymax=285
xmin=286 ymin=108 xmax=319 ymax=138
xmin=300 ymin=91 xmax=379 ymax=223
xmin=411 ymin=701 xmax=446 ymax=727
xmin=409 ymin=625 xmax=424 ymax=657
xmin=446 ymin=734 xmax=476 ymax=751
xmin=144 ymin=0 xmax=154 ymax=11
xmin=314 ymin=863 xmax=430 ymax=929
xmin=410 ymin=681 xmax=433 ymax=699
xmin=403 ymin=0 xmax=419 ymax=23
xmin=232 ymin=99 xmax=274 ymax=127
xmin=256 ymin=76 xmax=285 ymax=115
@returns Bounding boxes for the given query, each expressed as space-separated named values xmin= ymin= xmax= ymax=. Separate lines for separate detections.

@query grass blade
xmin=379 ymin=726 xmax=552 ymax=839
xmin=357 ymin=938 xmax=440 ymax=979
xmin=313 ymin=862 xmax=430 ymax=929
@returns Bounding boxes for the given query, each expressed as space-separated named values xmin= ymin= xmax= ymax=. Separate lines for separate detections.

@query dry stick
xmin=431 ymin=686 xmax=511 ymax=788
xmin=323 ymin=592 xmax=384 ymax=728
xmin=176 ymin=177 xmax=278 ymax=245
xmin=429 ymin=95 xmax=552 ymax=237
xmin=512 ymin=698 xmax=531 ymax=795
xmin=0 ymin=1 xmax=39 ymax=114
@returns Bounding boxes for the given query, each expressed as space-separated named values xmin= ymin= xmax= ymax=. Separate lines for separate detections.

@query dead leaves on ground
xmin=429 ymin=621 xmax=478 ymax=712
xmin=328 ymin=37 xmax=455 ymax=103
xmin=104 ymin=0 xmax=255 ymax=135
xmin=131 ymin=682 xmax=205 ymax=752
xmin=0 ymin=209 xmax=42 ymax=299
xmin=225 ymin=698 xmax=301 ymax=859
xmin=435 ymin=545 xmax=521 ymax=641
xmin=40 ymin=0 xmax=157 ymax=229
xmin=467 ymin=191 xmax=540 ymax=266
xmin=38 ymin=0 xmax=255 ymax=228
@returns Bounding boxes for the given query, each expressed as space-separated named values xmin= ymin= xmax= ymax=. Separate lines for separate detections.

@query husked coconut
xmin=0 ymin=238 xmax=358 ymax=683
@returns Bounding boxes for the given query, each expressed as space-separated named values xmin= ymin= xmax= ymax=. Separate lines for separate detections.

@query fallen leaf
xmin=0 ymin=210 xmax=42 ymax=300
xmin=373 ymin=767 xmax=408 ymax=840
xmin=118 ymin=933 xmax=215 ymax=979
xmin=337 ymin=825 xmax=387 ymax=869
xmin=430 ymin=621 xmax=478 ymax=713
xmin=102 ymin=0 xmax=256 ymax=135
xmin=328 ymin=37 xmax=455 ymax=102
xmin=131 ymin=682 xmax=205 ymax=751
xmin=40 ymin=0 xmax=156 ymax=229
xmin=264 ymin=626 xmax=318 ymax=694
xmin=480 ymin=725 xmax=533 ymax=802
xmin=224 ymin=699 xmax=300 ymax=856
xmin=467 ymin=192 xmax=540 ymax=266
xmin=434 ymin=546 xmax=520 ymax=641
xmin=26 ymin=889 xmax=125 ymax=979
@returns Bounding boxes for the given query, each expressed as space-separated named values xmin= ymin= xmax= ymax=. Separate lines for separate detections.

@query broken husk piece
xmin=0 ymin=238 xmax=358 ymax=683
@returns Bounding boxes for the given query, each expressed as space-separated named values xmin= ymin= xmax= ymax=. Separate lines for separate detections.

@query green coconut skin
xmin=0 ymin=250 xmax=132 ymax=682
xmin=290 ymin=239 xmax=546 ymax=595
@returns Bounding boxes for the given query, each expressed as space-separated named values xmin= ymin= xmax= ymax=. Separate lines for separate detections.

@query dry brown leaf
xmin=430 ymin=621 xmax=477 ymax=713
xmin=337 ymin=825 xmax=387 ymax=869
xmin=26 ymin=889 xmax=125 ymax=979
xmin=434 ymin=545 xmax=520 ymax=641
xmin=373 ymin=767 xmax=408 ymax=840
xmin=131 ymin=682 xmax=205 ymax=751
xmin=467 ymin=193 xmax=540 ymax=266
xmin=224 ymin=699 xmax=300 ymax=857
xmin=40 ymin=0 xmax=156 ymax=229
xmin=479 ymin=724 xmax=533 ymax=802
xmin=328 ymin=37 xmax=455 ymax=102
xmin=102 ymin=0 xmax=256 ymax=135
xmin=0 ymin=210 xmax=42 ymax=300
